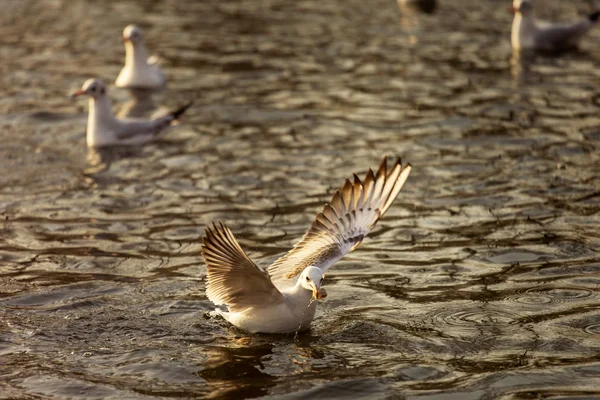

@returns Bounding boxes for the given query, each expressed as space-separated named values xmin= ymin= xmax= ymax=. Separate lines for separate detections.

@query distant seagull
xmin=73 ymin=78 xmax=190 ymax=147
xmin=201 ymin=157 xmax=412 ymax=334
xmin=115 ymin=25 xmax=166 ymax=90
xmin=512 ymin=0 xmax=600 ymax=51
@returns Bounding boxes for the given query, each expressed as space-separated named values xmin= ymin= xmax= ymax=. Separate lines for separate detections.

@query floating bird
xmin=115 ymin=25 xmax=166 ymax=90
xmin=201 ymin=157 xmax=412 ymax=334
xmin=72 ymin=78 xmax=190 ymax=147
xmin=511 ymin=0 xmax=600 ymax=51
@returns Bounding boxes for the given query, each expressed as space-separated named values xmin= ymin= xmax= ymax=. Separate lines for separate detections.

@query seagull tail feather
xmin=170 ymin=101 xmax=193 ymax=121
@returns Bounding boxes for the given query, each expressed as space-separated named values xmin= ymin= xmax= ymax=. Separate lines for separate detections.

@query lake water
xmin=1 ymin=0 xmax=600 ymax=398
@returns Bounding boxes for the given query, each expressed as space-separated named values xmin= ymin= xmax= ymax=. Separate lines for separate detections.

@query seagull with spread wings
xmin=201 ymin=157 xmax=412 ymax=333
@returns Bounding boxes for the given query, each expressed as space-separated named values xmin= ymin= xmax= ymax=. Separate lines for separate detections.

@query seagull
xmin=72 ymin=78 xmax=191 ymax=148
xmin=511 ymin=0 xmax=600 ymax=51
xmin=201 ymin=157 xmax=412 ymax=334
xmin=115 ymin=25 xmax=166 ymax=90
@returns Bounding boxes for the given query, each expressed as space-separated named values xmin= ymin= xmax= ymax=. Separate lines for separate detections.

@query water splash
xmin=294 ymin=297 xmax=318 ymax=340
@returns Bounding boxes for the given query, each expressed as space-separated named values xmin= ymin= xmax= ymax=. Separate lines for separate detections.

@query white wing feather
xmin=267 ymin=157 xmax=411 ymax=290
xmin=201 ymin=222 xmax=285 ymax=313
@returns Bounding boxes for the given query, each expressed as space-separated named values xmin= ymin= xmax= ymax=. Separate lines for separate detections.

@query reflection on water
xmin=1 ymin=0 xmax=600 ymax=398
xmin=116 ymin=89 xmax=160 ymax=119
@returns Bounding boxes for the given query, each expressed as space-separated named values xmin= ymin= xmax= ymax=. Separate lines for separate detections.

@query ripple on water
xmin=394 ymin=365 xmax=448 ymax=382
xmin=583 ymin=325 xmax=600 ymax=335
xmin=439 ymin=309 xmax=517 ymax=325
xmin=510 ymin=287 xmax=595 ymax=306
xmin=486 ymin=250 xmax=552 ymax=264
xmin=265 ymin=378 xmax=388 ymax=400
xmin=427 ymin=306 xmax=521 ymax=337
xmin=1 ymin=285 xmax=127 ymax=308
xmin=18 ymin=375 xmax=157 ymax=399
xmin=3 ymin=0 xmax=600 ymax=398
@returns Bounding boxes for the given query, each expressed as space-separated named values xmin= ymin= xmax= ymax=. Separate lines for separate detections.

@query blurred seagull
xmin=512 ymin=0 xmax=600 ymax=51
xmin=73 ymin=78 xmax=190 ymax=147
xmin=116 ymin=25 xmax=166 ymax=90
xmin=201 ymin=157 xmax=412 ymax=334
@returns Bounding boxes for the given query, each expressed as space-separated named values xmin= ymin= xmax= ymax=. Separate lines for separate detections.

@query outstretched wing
xmin=201 ymin=222 xmax=285 ymax=312
xmin=267 ymin=156 xmax=412 ymax=290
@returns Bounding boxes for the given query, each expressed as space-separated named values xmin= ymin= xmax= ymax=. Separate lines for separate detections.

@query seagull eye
xmin=306 ymin=276 xmax=310 ymax=281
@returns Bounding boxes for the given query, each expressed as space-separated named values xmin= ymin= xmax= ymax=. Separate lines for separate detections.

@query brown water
xmin=2 ymin=0 xmax=600 ymax=398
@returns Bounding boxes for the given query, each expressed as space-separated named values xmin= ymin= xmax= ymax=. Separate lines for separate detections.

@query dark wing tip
xmin=366 ymin=168 xmax=375 ymax=179
xmin=200 ymin=225 xmax=214 ymax=258
xmin=376 ymin=156 xmax=389 ymax=178
xmin=202 ymin=221 xmax=226 ymax=250
xmin=378 ymin=155 xmax=406 ymax=178
xmin=204 ymin=221 xmax=219 ymax=236
xmin=171 ymin=101 xmax=193 ymax=120
xmin=342 ymin=178 xmax=353 ymax=192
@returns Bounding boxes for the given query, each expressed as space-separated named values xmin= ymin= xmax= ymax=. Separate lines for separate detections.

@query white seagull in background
xmin=115 ymin=25 xmax=166 ymax=90
xmin=73 ymin=78 xmax=191 ymax=147
xmin=512 ymin=0 xmax=600 ymax=51
xmin=201 ymin=157 xmax=412 ymax=334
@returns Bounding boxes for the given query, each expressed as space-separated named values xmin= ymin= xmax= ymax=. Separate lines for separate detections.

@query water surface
xmin=1 ymin=0 xmax=600 ymax=398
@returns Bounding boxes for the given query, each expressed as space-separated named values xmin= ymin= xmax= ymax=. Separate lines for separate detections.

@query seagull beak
xmin=310 ymin=284 xmax=326 ymax=300
xmin=71 ymin=89 xmax=86 ymax=98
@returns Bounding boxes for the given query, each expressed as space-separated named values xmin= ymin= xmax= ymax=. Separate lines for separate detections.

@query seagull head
xmin=512 ymin=0 xmax=533 ymax=16
xmin=300 ymin=266 xmax=324 ymax=300
xmin=123 ymin=25 xmax=144 ymax=46
xmin=72 ymin=78 xmax=107 ymax=99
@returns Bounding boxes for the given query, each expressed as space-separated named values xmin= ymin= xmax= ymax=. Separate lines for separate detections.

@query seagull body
xmin=201 ymin=157 xmax=412 ymax=334
xmin=212 ymin=271 xmax=320 ymax=333
xmin=512 ymin=0 xmax=600 ymax=51
xmin=73 ymin=79 xmax=190 ymax=148
xmin=116 ymin=25 xmax=166 ymax=90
